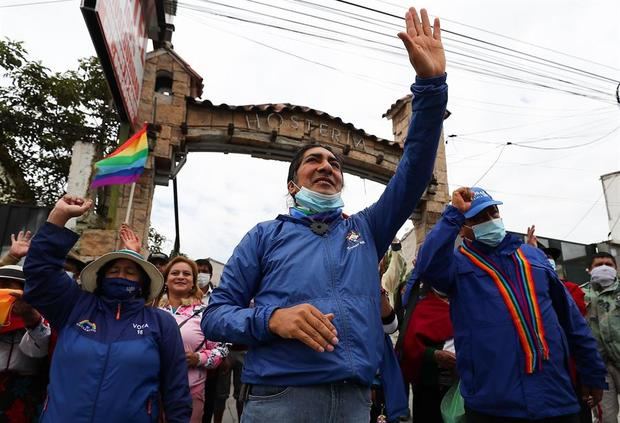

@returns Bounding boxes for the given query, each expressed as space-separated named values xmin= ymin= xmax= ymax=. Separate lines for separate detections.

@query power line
xmin=373 ymin=0 xmax=620 ymax=72
xmin=0 ymin=0 xmax=71 ymax=7
xmin=178 ymin=1 xmax=617 ymax=104
xmin=331 ymin=0 xmax=619 ymax=84
xmin=564 ymin=192 xmax=605 ymax=238
xmin=471 ymin=144 xmax=506 ymax=186
xmin=509 ymin=125 xmax=620 ymax=150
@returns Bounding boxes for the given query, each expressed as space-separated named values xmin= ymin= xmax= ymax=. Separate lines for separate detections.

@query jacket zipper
xmin=147 ymin=398 xmax=152 ymax=415
xmin=90 ymin=343 xmax=112 ymax=422
xmin=322 ymin=234 xmax=354 ymax=375
xmin=116 ymin=303 xmax=121 ymax=320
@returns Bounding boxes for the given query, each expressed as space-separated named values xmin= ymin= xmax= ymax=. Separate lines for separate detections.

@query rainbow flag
xmin=91 ymin=125 xmax=148 ymax=188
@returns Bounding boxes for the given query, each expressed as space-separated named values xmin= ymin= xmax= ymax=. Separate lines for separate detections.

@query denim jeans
xmin=241 ymin=383 xmax=372 ymax=423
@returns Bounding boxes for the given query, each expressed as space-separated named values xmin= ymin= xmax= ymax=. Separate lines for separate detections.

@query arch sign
xmin=183 ymin=100 xmax=403 ymax=185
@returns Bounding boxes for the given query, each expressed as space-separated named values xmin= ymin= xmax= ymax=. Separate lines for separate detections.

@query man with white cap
xmin=413 ymin=186 xmax=607 ymax=422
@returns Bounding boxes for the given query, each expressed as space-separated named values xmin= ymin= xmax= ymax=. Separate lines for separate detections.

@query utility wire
xmin=178 ymin=1 xmax=617 ymax=103
xmin=0 ymin=0 xmax=71 ymax=6
xmin=471 ymin=144 xmax=506 ymax=186
xmin=564 ymin=192 xmax=605 ymax=238
xmin=509 ymin=125 xmax=620 ymax=150
xmin=374 ymin=0 xmax=620 ymax=72
xmin=331 ymin=0 xmax=619 ymax=83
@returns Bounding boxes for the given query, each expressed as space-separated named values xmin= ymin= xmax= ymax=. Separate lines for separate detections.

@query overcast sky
xmin=1 ymin=0 xmax=619 ymax=263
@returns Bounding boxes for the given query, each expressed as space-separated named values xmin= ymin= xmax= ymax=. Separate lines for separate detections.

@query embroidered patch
xmin=76 ymin=319 xmax=97 ymax=333
xmin=346 ymin=230 xmax=366 ymax=250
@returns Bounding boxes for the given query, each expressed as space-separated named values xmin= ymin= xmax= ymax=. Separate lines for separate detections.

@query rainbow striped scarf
xmin=460 ymin=243 xmax=549 ymax=373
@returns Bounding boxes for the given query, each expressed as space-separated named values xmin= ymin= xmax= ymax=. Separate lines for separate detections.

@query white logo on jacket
xmin=133 ymin=323 xmax=149 ymax=335
xmin=346 ymin=230 xmax=366 ymax=250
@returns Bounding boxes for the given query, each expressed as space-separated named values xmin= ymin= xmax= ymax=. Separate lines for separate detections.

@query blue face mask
xmin=472 ymin=218 xmax=506 ymax=247
xmin=294 ymin=186 xmax=344 ymax=213
xmin=100 ymin=277 xmax=142 ymax=301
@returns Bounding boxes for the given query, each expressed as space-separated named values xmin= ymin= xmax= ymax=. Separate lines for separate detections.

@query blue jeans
xmin=241 ymin=383 xmax=372 ymax=423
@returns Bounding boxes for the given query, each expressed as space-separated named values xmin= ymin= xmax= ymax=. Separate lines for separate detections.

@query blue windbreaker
xmin=23 ymin=223 xmax=192 ymax=423
xmin=413 ymin=205 xmax=607 ymax=419
xmin=202 ymin=74 xmax=448 ymax=420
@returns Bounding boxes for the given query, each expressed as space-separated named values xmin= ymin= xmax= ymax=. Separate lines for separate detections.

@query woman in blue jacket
xmin=23 ymin=194 xmax=192 ymax=423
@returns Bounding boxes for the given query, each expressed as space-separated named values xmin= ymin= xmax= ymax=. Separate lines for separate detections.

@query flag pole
xmin=124 ymin=182 xmax=136 ymax=224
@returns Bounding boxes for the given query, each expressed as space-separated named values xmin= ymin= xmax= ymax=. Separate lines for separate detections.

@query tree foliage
xmin=0 ymin=38 xmax=120 ymax=206
xmin=148 ymin=227 xmax=167 ymax=254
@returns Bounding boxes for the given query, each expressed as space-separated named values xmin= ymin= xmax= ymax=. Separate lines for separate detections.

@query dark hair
xmin=195 ymin=258 xmax=213 ymax=273
xmin=95 ymin=259 xmax=151 ymax=301
xmin=286 ymin=144 xmax=344 ymax=184
xmin=590 ymin=252 xmax=617 ymax=268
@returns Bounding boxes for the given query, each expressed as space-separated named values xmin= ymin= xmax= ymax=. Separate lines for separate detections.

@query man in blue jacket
xmin=202 ymin=7 xmax=447 ymax=422
xmin=413 ymin=186 xmax=607 ymax=422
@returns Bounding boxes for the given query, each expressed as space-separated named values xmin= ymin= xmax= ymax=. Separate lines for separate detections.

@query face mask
xmin=471 ymin=218 xmax=506 ymax=247
xmin=66 ymin=271 xmax=75 ymax=280
xmin=591 ymin=265 xmax=618 ymax=288
xmin=99 ymin=277 xmax=142 ymax=301
xmin=197 ymin=273 xmax=212 ymax=288
xmin=294 ymin=185 xmax=344 ymax=213
xmin=548 ymin=259 xmax=556 ymax=271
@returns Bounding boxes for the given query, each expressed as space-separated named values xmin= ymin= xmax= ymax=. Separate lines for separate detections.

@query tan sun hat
xmin=80 ymin=249 xmax=164 ymax=302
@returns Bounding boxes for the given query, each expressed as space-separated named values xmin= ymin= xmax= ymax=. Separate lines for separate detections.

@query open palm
xmin=398 ymin=8 xmax=446 ymax=78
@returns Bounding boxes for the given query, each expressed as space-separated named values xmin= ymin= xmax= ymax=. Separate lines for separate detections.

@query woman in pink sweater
xmin=159 ymin=256 xmax=228 ymax=423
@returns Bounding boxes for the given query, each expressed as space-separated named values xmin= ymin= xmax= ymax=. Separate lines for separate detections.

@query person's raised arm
xmin=363 ymin=8 xmax=448 ymax=256
xmin=415 ymin=188 xmax=471 ymax=295
xmin=23 ymin=195 xmax=92 ymax=328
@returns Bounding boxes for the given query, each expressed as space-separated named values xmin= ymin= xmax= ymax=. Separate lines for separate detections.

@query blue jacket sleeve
xmin=361 ymin=74 xmax=448 ymax=259
xmin=548 ymin=273 xmax=607 ymax=389
xmin=157 ymin=310 xmax=192 ymax=422
xmin=202 ymin=226 xmax=279 ymax=346
xmin=23 ymin=222 xmax=87 ymax=329
xmin=414 ymin=205 xmax=464 ymax=295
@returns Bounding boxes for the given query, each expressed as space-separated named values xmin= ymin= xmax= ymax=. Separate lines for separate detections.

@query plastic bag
xmin=440 ymin=381 xmax=465 ymax=423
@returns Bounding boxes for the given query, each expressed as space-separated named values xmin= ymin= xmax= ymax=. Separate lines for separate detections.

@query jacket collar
xmin=278 ymin=208 xmax=343 ymax=225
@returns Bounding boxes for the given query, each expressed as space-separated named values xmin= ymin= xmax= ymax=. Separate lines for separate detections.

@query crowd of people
xmin=0 ymin=5 xmax=618 ymax=423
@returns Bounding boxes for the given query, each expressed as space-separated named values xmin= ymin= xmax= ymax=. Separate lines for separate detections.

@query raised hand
xmin=9 ymin=230 xmax=32 ymax=259
xmin=451 ymin=187 xmax=473 ymax=214
xmin=526 ymin=225 xmax=538 ymax=247
xmin=398 ymin=7 xmax=446 ymax=78
xmin=268 ymin=304 xmax=339 ymax=353
xmin=120 ymin=224 xmax=142 ymax=253
xmin=47 ymin=195 xmax=93 ymax=228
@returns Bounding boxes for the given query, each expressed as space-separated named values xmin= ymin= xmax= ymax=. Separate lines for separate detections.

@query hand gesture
xmin=9 ymin=292 xmax=42 ymax=328
xmin=526 ymin=225 xmax=538 ymax=247
xmin=185 ymin=351 xmax=200 ymax=368
xmin=47 ymin=195 xmax=93 ymax=227
xmin=9 ymin=230 xmax=32 ymax=259
xmin=120 ymin=224 xmax=142 ymax=253
xmin=398 ymin=8 xmax=445 ymax=78
xmin=581 ymin=385 xmax=603 ymax=408
xmin=268 ymin=304 xmax=339 ymax=353
xmin=434 ymin=350 xmax=456 ymax=369
xmin=451 ymin=187 xmax=472 ymax=214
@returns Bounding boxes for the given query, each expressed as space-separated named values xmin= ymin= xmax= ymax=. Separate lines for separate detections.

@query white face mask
xmin=197 ymin=273 xmax=212 ymax=288
xmin=590 ymin=265 xmax=618 ymax=288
